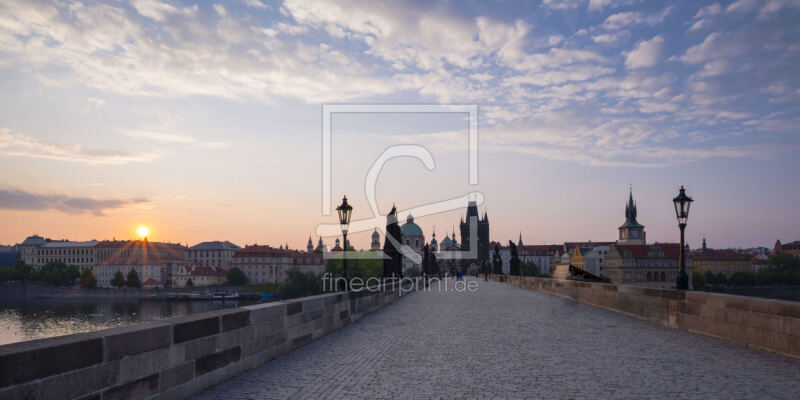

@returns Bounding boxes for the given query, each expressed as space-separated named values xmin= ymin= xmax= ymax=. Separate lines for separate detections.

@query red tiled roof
xmin=94 ymin=240 xmax=186 ymax=250
xmin=233 ymin=245 xmax=324 ymax=263
xmin=191 ymin=266 xmax=226 ymax=276
xmin=564 ymin=242 xmax=614 ymax=250
xmin=142 ymin=278 xmax=162 ymax=286
xmin=612 ymin=243 xmax=681 ymax=259
xmin=102 ymin=258 xmax=186 ymax=266
xmin=693 ymin=249 xmax=752 ymax=261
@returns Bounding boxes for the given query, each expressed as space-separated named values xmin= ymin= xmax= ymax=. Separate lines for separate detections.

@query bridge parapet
xmin=0 ymin=279 xmax=420 ymax=400
xmin=491 ymin=275 xmax=800 ymax=359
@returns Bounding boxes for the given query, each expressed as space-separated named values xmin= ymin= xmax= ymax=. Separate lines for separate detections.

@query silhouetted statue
xmin=383 ymin=205 xmax=403 ymax=278
xmin=492 ymin=244 xmax=503 ymax=275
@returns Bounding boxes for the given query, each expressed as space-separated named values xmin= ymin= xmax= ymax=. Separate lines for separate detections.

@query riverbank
xmin=0 ymin=283 xmax=263 ymax=300
xmin=0 ymin=296 xmax=262 ymax=345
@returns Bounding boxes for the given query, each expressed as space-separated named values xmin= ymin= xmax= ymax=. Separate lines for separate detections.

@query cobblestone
xmin=194 ymin=278 xmax=800 ymax=399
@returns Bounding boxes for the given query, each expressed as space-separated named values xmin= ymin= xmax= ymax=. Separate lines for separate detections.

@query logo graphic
xmin=316 ymin=104 xmax=483 ymax=262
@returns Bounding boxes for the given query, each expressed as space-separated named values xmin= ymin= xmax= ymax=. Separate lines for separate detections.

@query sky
xmin=0 ymin=0 xmax=798 ymax=250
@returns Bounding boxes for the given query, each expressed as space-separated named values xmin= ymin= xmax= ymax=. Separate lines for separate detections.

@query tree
xmin=508 ymin=241 xmax=521 ymax=276
xmin=226 ymin=267 xmax=248 ymax=285
xmin=186 ymin=278 xmax=194 ymax=287
xmin=325 ymin=249 xmax=383 ymax=281
xmin=111 ymin=270 xmax=126 ymax=288
xmin=692 ymin=271 xmax=706 ymax=290
xmin=704 ymin=270 xmax=715 ymax=285
xmin=714 ymin=272 xmax=728 ymax=285
xmin=37 ymin=261 xmax=80 ymax=286
xmin=492 ymin=244 xmax=503 ymax=274
xmin=729 ymin=271 xmax=757 ymax=287
xmin=277 ymin=267 xmax=322 ymax=299
xmin=79 ymin=269 xmax=97 ymax=289
xmin=770 ymin=253 xmax=800 ymax=269
xmin=8 ymin=260 xmax=34 ymax=282
xmin=521 ymin=261 xmax=539 ymax=277
xmin=126 ymin=269 xmax=142 ymax=288
xmin=404 ymin=266 xmax=421 ymax=277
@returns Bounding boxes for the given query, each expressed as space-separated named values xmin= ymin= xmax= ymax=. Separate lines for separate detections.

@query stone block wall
xmin=492 ymin=275 xmax=800 ymax=359
xmin=0 ymin=280 xmax=418 ymax=400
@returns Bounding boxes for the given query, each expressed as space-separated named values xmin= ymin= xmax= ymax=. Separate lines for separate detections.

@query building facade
xmin=0 ymin=245 xmax=20 ymax=268
xmin=774 ymin=239 xmax=800 ymax=259
xmin=231 ymin=245 xmax=324 ymax=284
xmin=692 ymin=248 xmax=754 ymax=276
xmin=172 ymin=265 xmax=227 ymax=287
xmin=19 ymin=235 xmax=99 ymax=271
xmin=188 ymin=241 xmax=241 ymax=269
xmin=605 ymin=243 xmax=690 ymax=289
xmin=95 ymin=261 xmax=168 ymax=289
xmin=494 ymin=243 xmax=560 ymax=275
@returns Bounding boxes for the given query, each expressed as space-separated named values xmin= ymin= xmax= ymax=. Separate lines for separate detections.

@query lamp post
xmin=336 ymin=195 xmax=353 ymax=292
xmin=673 ymin=186 xmax=693 ymax=290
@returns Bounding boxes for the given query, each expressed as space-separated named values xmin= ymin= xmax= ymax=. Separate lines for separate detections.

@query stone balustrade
xmin=491 ymin=274 xmax=800 ymax=358
xmin=0 ymin=280 xmax=419 ymax=400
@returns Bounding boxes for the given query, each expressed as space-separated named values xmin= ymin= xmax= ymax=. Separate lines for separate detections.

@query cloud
xmin=282 ymin=0 xmax=530 ymax=71
xmin=0 ymin=128 xmax=155 ymax=165
xmin=131 ymin=0 xmax=195 ymax=22
xmin=592 ymin=31 xmax=630 ymax=44
xmin=726 ymin=0 xmax=800 ymax=18
xmin=0 ymin=0 xmax=408 ymax=103
xmin=541 ymin=0 xmax=583 ymax=10
xmin=602 ymin=7 xmax=673 ymax=30
xmin=681 ymin=33 xmax=750 ymax=65
xmin=120 ymin=129 xmax=228 ymax=149
xmin=241 ymin=0 xmax=268 ymax=9
xmin=0 ymin=188 xmax=149 ymax=216
xmin=694 ymin=3 xmax=723 ymax=19
xmin=625 ymin=35 xmax=665 ymax=69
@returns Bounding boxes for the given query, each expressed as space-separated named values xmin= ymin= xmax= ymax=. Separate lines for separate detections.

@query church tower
xmin=307 ymin=236 xmax=314 ymax=253
xmin=460 ymin=201 xmax=490 ymax=270
xmin=371 ymin=229 xmax=381 ymax=250
xmin=618 ymin=189 xmax=646 ymax=244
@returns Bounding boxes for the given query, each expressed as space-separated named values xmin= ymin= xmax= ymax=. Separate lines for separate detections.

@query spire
xmin=518 ymin=232 xmax=523 ymax=247
xmin=702 ymin=236 xmax=707 ymax=251
xmin=622 ymin=187 xmax=641 ymax=227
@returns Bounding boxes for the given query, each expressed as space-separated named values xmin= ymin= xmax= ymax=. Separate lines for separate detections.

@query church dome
xmin=401 ymin=214 xmax=423 ymax=237
xmin=372 ymin=229 xmax=380 ymax=239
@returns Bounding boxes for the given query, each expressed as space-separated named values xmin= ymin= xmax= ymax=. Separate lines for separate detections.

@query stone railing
xmin=491 ymin=275 xmax=800 ymax=359
xmin=0 ymin=280 xmax=420 ymax=399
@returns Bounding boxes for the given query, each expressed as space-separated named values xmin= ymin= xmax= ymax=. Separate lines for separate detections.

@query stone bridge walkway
xmin=194 ymin=279 xmax=800 ymax=399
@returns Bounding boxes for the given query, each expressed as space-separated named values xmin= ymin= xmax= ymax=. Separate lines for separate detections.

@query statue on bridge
xmin=383 ymin=205 xmax=403 ymax=279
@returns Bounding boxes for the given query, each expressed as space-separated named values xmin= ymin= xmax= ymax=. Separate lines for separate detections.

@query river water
xmin=0 ymin=298 xmax=260 ymax=346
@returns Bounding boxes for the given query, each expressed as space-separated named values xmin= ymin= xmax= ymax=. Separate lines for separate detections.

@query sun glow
xmin=137 ymin=225 xmax=150 ymax=238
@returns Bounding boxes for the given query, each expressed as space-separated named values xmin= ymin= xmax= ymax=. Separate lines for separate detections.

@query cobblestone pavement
xmin=194 ymin=278 xmax=800 ymax=399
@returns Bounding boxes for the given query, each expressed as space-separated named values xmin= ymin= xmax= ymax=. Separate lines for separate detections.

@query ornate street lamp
xmin=673 ymin=186 xmax=693 ymax=290
xmin=336 ymin=195 xmax=353 ymax=291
